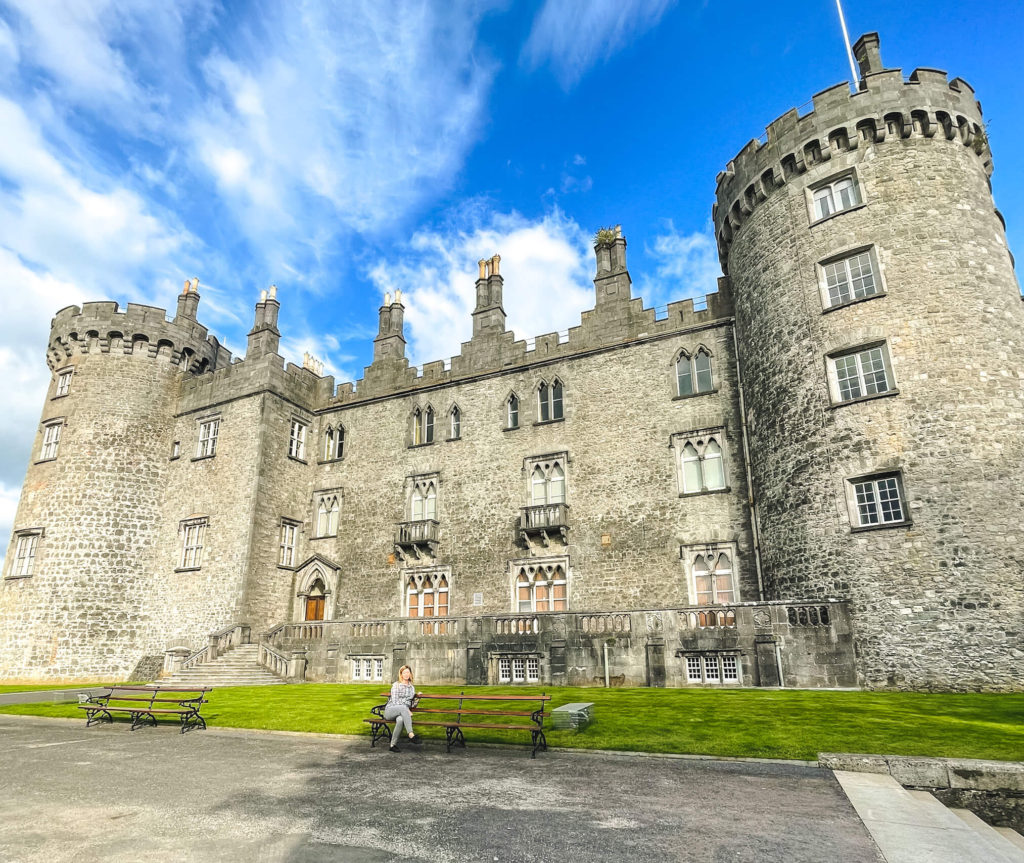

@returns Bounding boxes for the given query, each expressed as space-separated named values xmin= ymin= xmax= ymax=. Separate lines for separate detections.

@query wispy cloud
xmin=637 ymin=220 xmax=722 ymax=308
xmin=367 ymin=208 xmax=594 ymax=368
xmin=522 ymin=0 xmax=677 ymax=88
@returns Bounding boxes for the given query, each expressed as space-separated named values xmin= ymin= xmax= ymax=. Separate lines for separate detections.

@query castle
xmin=2 ymin=34 xmax=1021 ymax=691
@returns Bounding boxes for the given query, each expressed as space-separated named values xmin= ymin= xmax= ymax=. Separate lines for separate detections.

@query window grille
xmin=853 ymin=475 xmax=906 ymax=526
xmin=289 ymin=419 xmax=308 ymax=459
xmin=41 ymin=423 xmax=62 ymax=460
xmin=197 ymin=419 xmax=219 ymax=457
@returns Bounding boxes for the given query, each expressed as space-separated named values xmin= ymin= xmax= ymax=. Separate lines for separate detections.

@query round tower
xmin=0 ymin=287 xmax=224 ymax=682
xmin=714 ymin=34 xmax=1024 ymax=690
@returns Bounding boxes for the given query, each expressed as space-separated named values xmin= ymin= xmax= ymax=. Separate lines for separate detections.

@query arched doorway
xmin=305 ymin=578 xmax=326 ymax=621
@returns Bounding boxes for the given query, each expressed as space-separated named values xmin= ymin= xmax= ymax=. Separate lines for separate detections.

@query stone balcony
xmin=263 ymin=599 xmax=855 ymax=689
xmin=519 ymin=502 xmax=569 ymax=546
xmin=394 ymin=519 xmax=439 ymax=560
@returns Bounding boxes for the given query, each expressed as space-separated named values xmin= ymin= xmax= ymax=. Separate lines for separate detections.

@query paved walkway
xmin=0 ymin=715 xmax=882 ymax=863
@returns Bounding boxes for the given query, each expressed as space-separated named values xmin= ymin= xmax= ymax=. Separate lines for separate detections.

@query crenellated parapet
xmin=713 ymin=38 xmax=990 ymax=273
xmin=47 ymin=300 xmax=229 ymax=373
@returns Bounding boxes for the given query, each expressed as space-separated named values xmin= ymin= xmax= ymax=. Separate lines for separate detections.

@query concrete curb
xmin=819 ymin=752 xmax=1024 ymax=792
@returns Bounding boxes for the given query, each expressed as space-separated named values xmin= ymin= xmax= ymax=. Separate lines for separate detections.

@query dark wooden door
xmin=305 ymin=596 xmax=325 ymax=621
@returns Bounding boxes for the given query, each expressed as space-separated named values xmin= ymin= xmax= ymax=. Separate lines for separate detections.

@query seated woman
xmin=383 ymin=664 xmax=421 ymax=752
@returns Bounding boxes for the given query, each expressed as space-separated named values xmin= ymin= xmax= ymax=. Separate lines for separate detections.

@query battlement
xmin=713 ymin=39 xmax=989 ymax=272
xmin=47 ymin=300 xmax=229 ymax=373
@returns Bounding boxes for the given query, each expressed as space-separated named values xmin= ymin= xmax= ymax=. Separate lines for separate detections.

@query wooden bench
xmin=77 ymin=685 xmax=212 ymax=733
xmin=365 ymin=691 xmax=551 ymax=757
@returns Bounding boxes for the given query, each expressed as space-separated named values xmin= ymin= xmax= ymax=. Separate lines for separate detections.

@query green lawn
xmin=3 ymin=684 xmax=1021 ymax=762
xmin=0 ymin=683 xmax=112 ymax=693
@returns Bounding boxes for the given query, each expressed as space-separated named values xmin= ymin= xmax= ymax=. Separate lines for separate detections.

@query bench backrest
xmin=97 ymin=685 xmax=212 ymax=708
xmin=380 ymin=691 xmax=550 ymax=726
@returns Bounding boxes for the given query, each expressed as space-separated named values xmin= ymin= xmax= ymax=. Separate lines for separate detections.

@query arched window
xmin=674 ymin=433 xmax=727 ymax=493
xmin=412 ymin=406 xmax=435 ymax=445
xmin=411 ymin=481 xmax=437 ymax=521
xmin=507 ymin=393 xmax=519 ymax=429
xmin=515 ymin=564 xmax=568 ymax=613
xmin=692 ymin=552 xmax=735 ymax=605
xmin=538 ymin=379 xmax=564 ymax=422
xmin=449 ymin=406 xmax=461 ymax=440
xmin=407 ymin=571 xmax=450 ymax=622
xmin=530 ymin=460 xmax=566 ymax=505
xmin=676 ymin=349 xmax=714 ymax=397
xmin=316 ymin=494 xmax=340 ymax=537
xmin=324 ymin=424 xmax=345 ymax=460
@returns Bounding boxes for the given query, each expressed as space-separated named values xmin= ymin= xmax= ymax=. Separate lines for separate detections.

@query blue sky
xmin=1 ymin=0 xmax=1022 ymax=559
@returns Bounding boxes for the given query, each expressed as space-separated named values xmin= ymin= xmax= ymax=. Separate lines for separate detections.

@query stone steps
xmin=161 ymin=644 xmax=288 ymax=687
xmin=835 ymin=771 xmax=1024 ymax=862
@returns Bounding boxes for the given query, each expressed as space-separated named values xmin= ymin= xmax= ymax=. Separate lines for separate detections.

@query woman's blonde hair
xmin=397 ymin=664 xmax=414 ymax=683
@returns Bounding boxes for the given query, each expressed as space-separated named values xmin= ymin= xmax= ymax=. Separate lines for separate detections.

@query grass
xmin=2 ymin=685 xmax=1021 ymax=762
xmin=0 ymin=683 xmax=112 ymax=693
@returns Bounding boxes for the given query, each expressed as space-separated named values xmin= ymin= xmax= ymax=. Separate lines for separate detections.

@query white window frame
xmin=179 ymin=517 xmax=208 ymax=569
xmin=819 ymin=247 xmax=883 ymax=309
xmin=8 ymin=530 xmax=41 ymax=578
xmin=197 ymin=418 xmax=219 ymax=458
xmin=810 ymin=173 xmax=861 ymax=222
xmin=409 ymin=474 xmax=439 ymax=522
xmin=40 ymin=421 xmax=63 ymax=460
xmin=683 ymin=653 xmax=741 ymax=685
xmin=350 ymin=656 xmax=384 ymax=682
xmin=279 ymin=520 xmax=299 ymax=567
xmin=675 ymin=349 xmax=714 ymax=397
xmin=671 ymin=429 xmax=727 ymax=495
xmin=498 ymin=657 xmax=511 ymax=682
xmin=412 ymin=406 xmax=435 ymax=445
xmin=848 ymin=472 xmax=909 ymax=528
xmin=511 ymin=557 xmax=569 ymax=613
xmin=55 ymin=368 xmax=73 ymax=398
xmin=289 ymin=418 xmax=308 ymax=460
xmin=506 ymin=393 xmax=520 ymax=429
xmin=526 ymin=657 xmax=540 ymax=682
xmin=171 ymin=441 xmax=181 ymax=460
xmin=526 ymin=453 xmax=567 ymax=506
xmin=828 ymin=343 xmax=895 ymax=404
xmin=323 ymin=424 xmax=345 ymax=461
xmin=314 ymin=491 xmax=341 ymax=538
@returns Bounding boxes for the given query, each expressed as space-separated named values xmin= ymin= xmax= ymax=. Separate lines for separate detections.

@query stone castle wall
xmin=715 ymin=43 xmax=1024 ymax=689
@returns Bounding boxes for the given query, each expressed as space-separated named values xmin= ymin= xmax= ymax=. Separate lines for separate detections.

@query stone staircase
xmin=161 ymin=644 xmax=288 ymax=687
xmin=835 ymin=770 xmax=1024 ymax=862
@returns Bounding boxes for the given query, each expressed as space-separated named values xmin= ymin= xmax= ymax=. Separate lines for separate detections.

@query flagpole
xmin=835 ymin=0 xmax=859 ymax=85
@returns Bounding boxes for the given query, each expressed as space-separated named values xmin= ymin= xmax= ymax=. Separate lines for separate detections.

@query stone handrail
xmin=258 ymin=642 xmax=290 ymax=678
xmin=395 ymin=519 xmax=440 ymax=544
xmin=520 ymin=502 xmax=568 ymax=530
xmin=181 ymin=645 xmax=210 ymax=669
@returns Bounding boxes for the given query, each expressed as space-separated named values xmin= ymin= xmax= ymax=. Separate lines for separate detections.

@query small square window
xmin=685 ymin=656 xmax=702 ymax=682
xmin=850 ymin=473 xmax=908 ymax=528
xmin=828 ymin=344 xmax=895 ymax=404
xmin=171 ymin=441 xmax=181 ymax=460
xmin=722 ymin=655 xmax=739 ymax=682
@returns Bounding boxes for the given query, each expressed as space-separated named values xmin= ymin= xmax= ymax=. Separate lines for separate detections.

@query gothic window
xmin=528 ymin=457 xmax=566 ymax=505
xmin=675 ymin=349 xmax=714 ymax=397
xmin=506 ymin=393 xmax=520 ymax=429
xmin=324 ymin=424 xmax=345 ymax=460
xmin=672 ymin=431 xmax=727 ymax=494
xmin=537 ymin=379 xmax=564 ymax=422
xmin=179 ymin=517 xmax=208 ymax=570
xmin=410 ymin=478 xmax=437 ymax=521
xmin=40 ymin=421 xmax=63 ymax=460
xmin=279 ymin=520 xmax=299 ymax=567
xmin=315 ymin=493 xmax=340 ymax=537
xmin=514 ymin=562 xmax=567 ymax=613
xmin=197 ymin=418 xmax=219 ymax=458
xmin=811 ymin=173 xmax=861 ymax=221
xmin=412 ymin=406 xmax=434 ymax=445
xmin=849 ymin=473 xmax=908 ymax=528
xmin=449 ymin=405 xmax=461 ymax=440
xmin=8 ymin=530 xmax=41 ymax=578
xmin=407 ymin=571 xmax=450 ymax=631
xmin=55 ymin=368 xmax=72 ymax=398
xmin=829 ymin=343 xmax=894 ymax=403
xmin=820 ymin=248 xmax=881 ymax=308
xmin=289 ymin=418 xmax=308 ymax=459
xmin=691 ymin=551 xmax=736 ymax=605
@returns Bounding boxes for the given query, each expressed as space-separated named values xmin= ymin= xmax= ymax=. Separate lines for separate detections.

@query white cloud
xmin=637 ymin=220 xmax=722 ymax=307
xmin=187 ymin=1 xmax=501 ymax=269
xmin=368 ymin=209 xmax=594 ymax=368
xmin=522 ymin=0 xmax=677 ymax=88
xmin=0 ymin=481 xmax=21 ymax=569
